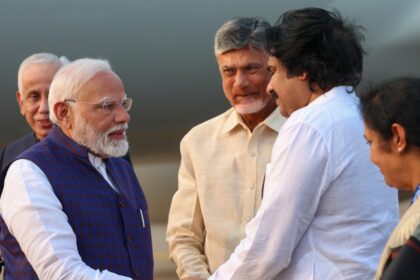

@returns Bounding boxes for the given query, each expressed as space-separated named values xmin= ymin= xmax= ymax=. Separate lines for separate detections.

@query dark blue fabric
xmin=411 ymin=184 xmax=420 ymax=205
xmin=0 ymin=132 xmax=131 ymax=194
xmin=0 ymin=133 xmax=37 ymax=172
xmin=0 ymin=126 xmax=153 ymax=279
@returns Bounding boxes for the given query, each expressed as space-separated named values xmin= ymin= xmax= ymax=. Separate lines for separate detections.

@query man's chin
xmin=104 ymin=140 xmax=129 ymax=158
xmin=34 ymin=128 xmax=52 ymax=140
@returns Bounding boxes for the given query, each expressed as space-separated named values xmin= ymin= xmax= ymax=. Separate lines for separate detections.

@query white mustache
xmin=107 ymin=123 xmax=128 ymax=135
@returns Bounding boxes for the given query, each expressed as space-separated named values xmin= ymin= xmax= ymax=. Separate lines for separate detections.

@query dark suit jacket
xmin=0 ymin=133 xmax=37 ymax=172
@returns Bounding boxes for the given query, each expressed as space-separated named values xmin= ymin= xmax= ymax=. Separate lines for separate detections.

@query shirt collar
xmin=264 ymin=109 xmax=284 ymax=133
xmin=323 ymin=85 xmax=355 ymax=99
xmin=221 ymin=108 xmax=245 ymax=134
xmin=221 ymin=108 xmax=284 ymax=134
xmin=89 ymin=153 xmax=105 ymax=170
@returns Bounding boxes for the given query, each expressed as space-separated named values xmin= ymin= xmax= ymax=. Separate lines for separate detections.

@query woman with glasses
xmin=360 ymin=77 xmax=420 ymax=279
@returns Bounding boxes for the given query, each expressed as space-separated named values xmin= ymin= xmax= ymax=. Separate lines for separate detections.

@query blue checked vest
xmin=0 ymin=126 xmax=153 ymax=279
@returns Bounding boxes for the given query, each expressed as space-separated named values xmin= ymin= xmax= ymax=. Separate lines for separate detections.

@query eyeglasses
xmin=64 ymin=97 xmax=133 ymax=115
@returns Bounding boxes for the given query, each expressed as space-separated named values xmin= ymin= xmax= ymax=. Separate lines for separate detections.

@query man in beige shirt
xmin=167 ymin=17 xmax=285 ymax=280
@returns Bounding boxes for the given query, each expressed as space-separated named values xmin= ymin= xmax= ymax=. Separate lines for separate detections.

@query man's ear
xmin=298 ymin=72 xmax=308 ymax=81
xmin=16 ymin=91 xmax=24 ymax=115
xmin=53 ymin=102 xmax=72 ymax=130
xmin=391 ymin=123 xmax=407 ymax=153
xmin=54 ymin=102 xmax=67 ymax=120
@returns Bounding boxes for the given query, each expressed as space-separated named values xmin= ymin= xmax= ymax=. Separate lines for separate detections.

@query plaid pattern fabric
xmin=0 ymin=218 xmax=37 ymax=279
xmin=0 ymin=126 xmax=153 ymax=279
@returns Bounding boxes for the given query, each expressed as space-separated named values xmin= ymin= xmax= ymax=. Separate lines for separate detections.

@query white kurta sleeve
xmin=0 ymin=159 xmax=131 ymax=280
xmin=210 ymin=122 xmax=332 ymax=279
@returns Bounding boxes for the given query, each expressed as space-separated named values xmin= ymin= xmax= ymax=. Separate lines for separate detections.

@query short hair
xmin=266 ymin=7 xmax=366 ymax=91
xmin=360 ymin=77 xmax=420 ymax=148
xmin=17 ymin=53 xmax=69 ymax=92
xmin=214 ymin=17 xmax=271 ymax=55
xmin=48 ymin=58 xmax=112 ymax=124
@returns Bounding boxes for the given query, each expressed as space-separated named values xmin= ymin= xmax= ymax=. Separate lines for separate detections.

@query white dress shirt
xmin=0 ymin=154 xmax=131 ymax=279
xmin=210 ymin=86 xmax=399 ymax=280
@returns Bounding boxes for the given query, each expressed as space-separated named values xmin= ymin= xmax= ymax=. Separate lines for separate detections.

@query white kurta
xmin=211 ymin=86 xmax=399 ymax=280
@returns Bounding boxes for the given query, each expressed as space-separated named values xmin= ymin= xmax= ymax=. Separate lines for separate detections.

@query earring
xmin=398 ymin=147 xmax=403 ymax=153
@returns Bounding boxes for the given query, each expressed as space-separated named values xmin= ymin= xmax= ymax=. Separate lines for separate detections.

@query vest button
xmin=127 ymin=235 xmax=132 ymax=242
xmin=119 ymin=199 xmax=126 ymax=208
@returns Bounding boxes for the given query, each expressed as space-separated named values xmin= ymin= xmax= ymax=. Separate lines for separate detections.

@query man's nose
xmin=114 ymin=106 xmax=131 ymax=124
xmin=38 ymin=96 xmax=49 ymax=113
xmin=266 ymin=81 xmax=277 ymax=98
xmin=234 ymin=72 xmax=250 ymax=88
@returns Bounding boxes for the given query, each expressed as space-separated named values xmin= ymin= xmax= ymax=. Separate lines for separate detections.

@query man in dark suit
xmin=0 ymin=53 xmax=68 ymax=171
xmin=0 ymin=53 xmax=68 ymax=274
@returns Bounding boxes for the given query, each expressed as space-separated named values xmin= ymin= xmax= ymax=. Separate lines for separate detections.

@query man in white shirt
xmin=210 ymin=8 xmax=399 ymax=279
xmin=167 ymin=17 xmax=285 ymax=280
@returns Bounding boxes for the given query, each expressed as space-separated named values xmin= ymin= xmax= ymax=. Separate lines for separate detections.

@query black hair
xmin=266 ymin=7 xmax=365 ymax=91
xmin=360 ymin=77 xmax=420 ymax=148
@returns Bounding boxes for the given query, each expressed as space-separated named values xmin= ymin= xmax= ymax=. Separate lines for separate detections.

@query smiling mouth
xmin=38 ymin=119 xmax=52 ymax=128
xmin=235 ymin=93 xmax=258 ymax=101
xmin=108 ymin=130 xmax=126 ymax=140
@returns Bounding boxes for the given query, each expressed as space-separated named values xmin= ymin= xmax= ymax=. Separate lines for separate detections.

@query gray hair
xmin=17 ymin=53 xmax=69 ymax=92
xmin=48 ymin=58 xmax=112 ymax=124
xmin=214 ymin=17 xmax=271 ymax=55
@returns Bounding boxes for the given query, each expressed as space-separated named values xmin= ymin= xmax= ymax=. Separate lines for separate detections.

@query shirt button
xmin=126 ymin=235 xmax=132 ymax=242
xmin=250 ymin=184 xmax=255 ymax=189
xmin=119 ymin=199 xmax=126 ymax=208
xmin=251 ymin=152 xmax=256 ymax=157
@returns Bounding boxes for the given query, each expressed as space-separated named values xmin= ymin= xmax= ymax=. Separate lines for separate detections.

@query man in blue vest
xmin=0 ymin=58 xmax=153 ymax=279
xmin=0 ymin=53 xmax=132 ymax=173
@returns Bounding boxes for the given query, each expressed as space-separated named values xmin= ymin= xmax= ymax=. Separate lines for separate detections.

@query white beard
xmin=72 ymin=115 xmax=129 ymax=158
xmin=233 ymin=98 xmax=269 ymax=115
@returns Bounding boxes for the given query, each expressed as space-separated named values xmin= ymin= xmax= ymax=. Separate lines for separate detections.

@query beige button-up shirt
xmin=167 ymin=108 xmax=285 ymax=279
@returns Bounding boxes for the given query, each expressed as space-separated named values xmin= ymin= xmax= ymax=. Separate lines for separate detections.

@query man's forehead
xmin=21 ymin=65 xmax=58 ymax=93
xmin=267 ymin=56 xmax=283 ymax=67
xmin=78 ymin=71 xmax=125 ymax=100
xmin=23 ymin=62 xmax=60 ymax=75
xmin=217 ymin=48 xmax=267 ymax=66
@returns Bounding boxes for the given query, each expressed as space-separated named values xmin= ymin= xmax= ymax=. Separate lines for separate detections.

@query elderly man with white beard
xmin=0 ymin=58 xmax=153 ymax=280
